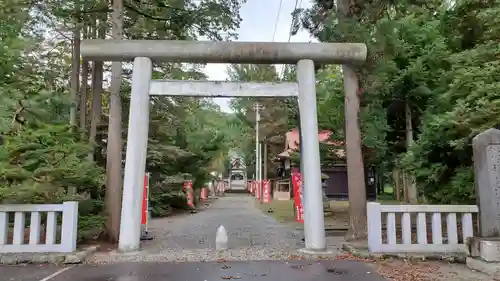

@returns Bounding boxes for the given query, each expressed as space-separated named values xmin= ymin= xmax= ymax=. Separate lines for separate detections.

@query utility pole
xmin=253 ymin=103 xmax=262 ymax=196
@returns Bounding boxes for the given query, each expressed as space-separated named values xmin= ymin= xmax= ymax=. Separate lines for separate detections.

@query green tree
xmin=0 ymin=0 xmax=246 ymax=243
xmin=294 ymin=0 xmax=500 ymax=207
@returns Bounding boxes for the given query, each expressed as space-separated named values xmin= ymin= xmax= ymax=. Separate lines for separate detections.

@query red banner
xmin=184 ymin=180 xmax=194 ymax=208
xmin=262 ymin=180 xmax=271 ymax=203
xmin=291 ymin=172 xmax=304 ymax=223
xmin=141 ymin=173 xmax=150 ymax=225
xmin=255 ymin=181 xmax=261 ymax=199
xmin=201 ymin=187 xmax=207 ymax=200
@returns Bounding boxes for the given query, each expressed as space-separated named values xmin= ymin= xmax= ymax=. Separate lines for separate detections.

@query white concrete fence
xmin=0 ymin=202 xmax=78 ymax=253
xmin=367 ymin=202 xmax=478 ymax=253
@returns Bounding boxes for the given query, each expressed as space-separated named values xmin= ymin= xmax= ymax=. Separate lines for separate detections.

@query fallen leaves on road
xmin=335 ymin=252 xmax=450 ymax=281
xmin=335 ymin=253 xmax=375 ymax=262
xmin=290 ymin=264 xmax=305 ymax=270
xmin=221 ymin=275 xmax=241 ymax=279
xmin=288 ymin=255 xmax=305 ymax=260
xmin=327 ymin=267 xmax=348 ymax=275
xmin=376 ymin=260 xmax=443 ymax=281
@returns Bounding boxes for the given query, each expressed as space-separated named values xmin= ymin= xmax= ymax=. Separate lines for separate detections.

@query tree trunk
xmin=69 ymin=0 xmax=81 ymax=129
xmin=80 ymin=25 xmax=89 ymax=132
xmin=336 ymin=0 xmax=367 ymax=241
xmin=105 ymin=0 xmax=124 ymax=243
xmin=88 ymin=13 xmax=106 ymax=160
xmin=342 ymin=65 xmax=367 ymax=240
xmin=67 ymin=0 xmax=81 ymax=196
xmin=405 ymin=99 xmax=418 ymax=204
xmin=393 ymin=169 xmax=401 ymax=201
xmin=88 ymin=63 xmax=103 ymax=159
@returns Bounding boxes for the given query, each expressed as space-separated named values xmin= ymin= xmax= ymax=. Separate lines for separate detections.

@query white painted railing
xmin=367 ymin=202 xmax=478 ymax=253
xmin=0 ymin=202 xmax=78 ymax=253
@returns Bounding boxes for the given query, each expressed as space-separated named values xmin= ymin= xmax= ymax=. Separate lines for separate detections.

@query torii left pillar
xmin=117 ymin=57 xmax=152 ymax=251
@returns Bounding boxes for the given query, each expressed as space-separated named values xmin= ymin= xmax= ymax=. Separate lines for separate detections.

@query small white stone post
xmin=216 ymin=225 xmax=228 ymax=251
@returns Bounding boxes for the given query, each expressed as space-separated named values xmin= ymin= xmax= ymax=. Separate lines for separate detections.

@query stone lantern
xmin=321 ymin=173 xmax=332 ymax=216
xmin=321 ymin=173 xmax=329 ymax=199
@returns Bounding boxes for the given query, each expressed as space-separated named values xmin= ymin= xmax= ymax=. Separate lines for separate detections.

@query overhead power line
xmin=272 ymin=0 xmax=285 ymax=41
xmin=279 ymin=0 xmax=301 ymax=78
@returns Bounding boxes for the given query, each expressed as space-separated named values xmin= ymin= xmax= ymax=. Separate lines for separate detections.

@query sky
xmin=203 ymin=0 xmax=316 ymax=113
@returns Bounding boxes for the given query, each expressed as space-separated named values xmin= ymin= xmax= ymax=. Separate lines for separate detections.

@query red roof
xmin=278 ymin=128 xmax=345 ymax=158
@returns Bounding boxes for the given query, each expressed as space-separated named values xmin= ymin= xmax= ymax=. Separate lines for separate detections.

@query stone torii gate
xmin=80 ymin=40 xmax=367 ymax=253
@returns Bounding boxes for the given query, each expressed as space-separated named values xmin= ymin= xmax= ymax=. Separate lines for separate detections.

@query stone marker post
xmin=473 ymin=128 xmax=500 ymax=237
xmin=467 ymin=128 xmax=500 ymax=277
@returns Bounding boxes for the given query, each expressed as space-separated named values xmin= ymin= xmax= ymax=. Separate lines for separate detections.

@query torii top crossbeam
xmin=80 ymin=40 xmax=367 ymax=64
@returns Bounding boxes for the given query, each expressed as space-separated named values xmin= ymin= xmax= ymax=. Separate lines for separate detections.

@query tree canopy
xmin=0 ymin=0 xmax=247 ymax=241
xmin=2 ymin=0 xmax=499 ymax=243
xmin=289 ymin=0 xmax=500 ymax=204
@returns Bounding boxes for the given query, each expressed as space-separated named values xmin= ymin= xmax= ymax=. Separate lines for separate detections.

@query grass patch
xmin=256 ymin=197 xmax=418 ymax=230
xmin=383 ymin=185 xmax=394 ymax=194
xmin=255 ymin=200 xmax=304 ymax=229
xmin=256 ymin=200 xmax=350 ymax=229
xmin=255 ymin=193 xmax=425 ymax=232
xmin=256 ymin=200 xmax=295 ymax=223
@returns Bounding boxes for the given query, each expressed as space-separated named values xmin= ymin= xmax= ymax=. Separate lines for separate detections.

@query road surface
xmin=1 ymin=260 xmax=385 ymax=281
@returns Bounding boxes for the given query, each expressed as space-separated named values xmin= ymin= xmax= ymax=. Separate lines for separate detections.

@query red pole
xmin=291 ymin=172 xmax=304 ymax=223
xmin=141 ymin=173 xmax=149 ymax=227
xmin=184 ymin=180 xmax=194 ymax=208
xmin=262 ymin=180 xmax=271 ymax=203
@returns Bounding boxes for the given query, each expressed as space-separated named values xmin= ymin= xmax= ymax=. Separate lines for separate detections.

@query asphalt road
xmin=0 ymin=260 xmax=386 ymax=281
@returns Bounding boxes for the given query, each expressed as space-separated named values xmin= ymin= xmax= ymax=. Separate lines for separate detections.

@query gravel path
xmin=91 ymin=194 xmax=337 ymax=263
xmin=144 ymin=194 xmax=304 ymax=251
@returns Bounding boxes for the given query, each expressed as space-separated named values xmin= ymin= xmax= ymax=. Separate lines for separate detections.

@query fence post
xmin=61 ymin=201 xmax=79 ymax=252
xmin=367 ymin=202 xmax=382 ymax=252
